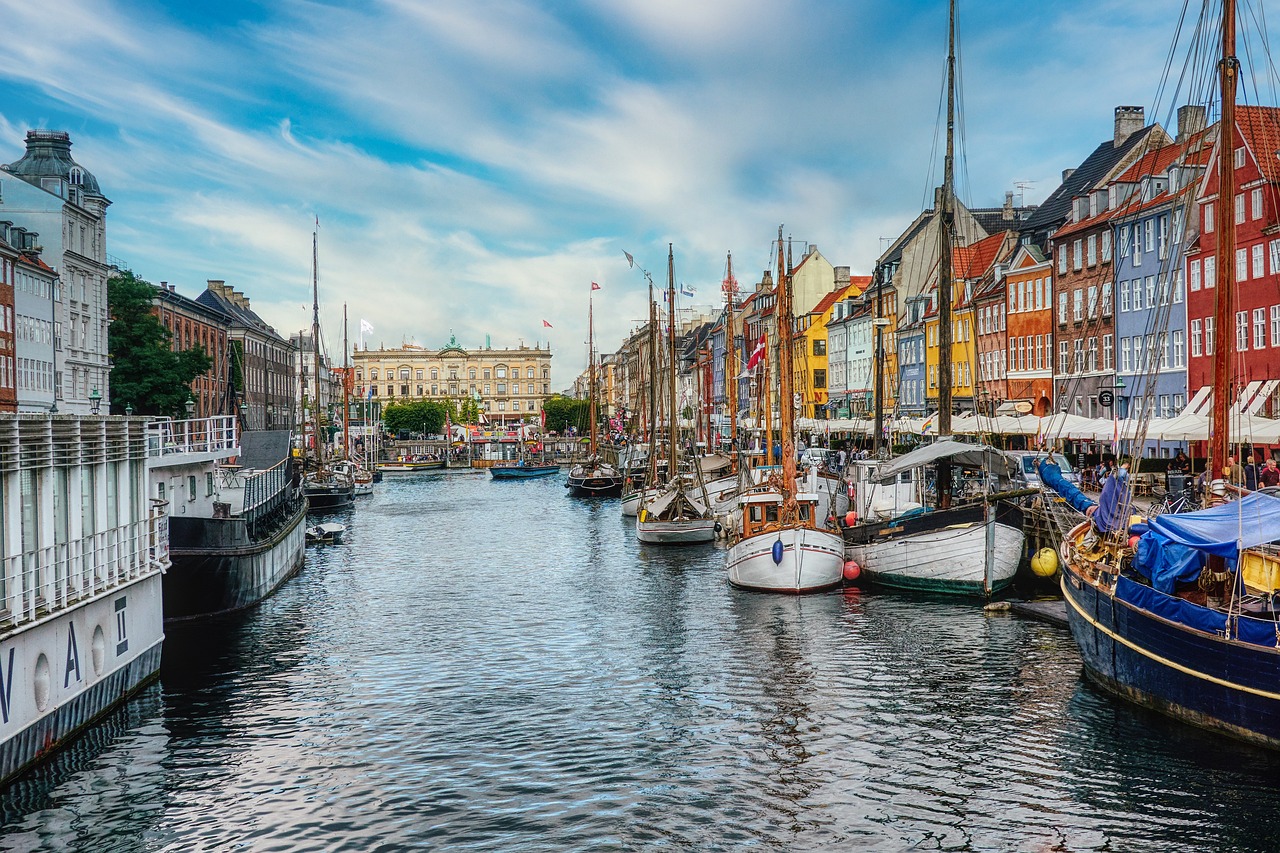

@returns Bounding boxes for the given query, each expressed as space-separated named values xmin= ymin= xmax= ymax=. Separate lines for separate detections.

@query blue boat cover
xmin=1131 ymin=532 xmax=1205 ymax=593
xmin=1116 ymin=575 xmax=1280 ymax=648
xmin=1037 ymin=459 xmax=1095 ymax=515
xmin=1094 ymin=472 xmax=1131 ymax=534
xmin=1147 ymin=492 xmax=1280 ymax=558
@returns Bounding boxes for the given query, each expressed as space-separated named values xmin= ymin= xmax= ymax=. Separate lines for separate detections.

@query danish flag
xmin=746 ymin=334 xmax=767 ymax=371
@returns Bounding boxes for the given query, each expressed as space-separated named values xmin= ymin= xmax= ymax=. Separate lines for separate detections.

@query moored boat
xmin=567 ymin=283 xmax=624 ymax=499
xmin=490 ymin=461 xmax=560 ymax=479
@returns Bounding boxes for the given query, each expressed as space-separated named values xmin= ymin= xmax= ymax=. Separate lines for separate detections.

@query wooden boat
xmin=306 ymin=521 xmax=347 ymax=544
xmin=724 ymin=228 xmax=844 ymax=592
xmin=637 ymin=244 xmax=717 ymax=544
xmin=380 ymin=455 xmax=445 ymax=473
xmin=490 ymin=460 xmax=560 ymax=479
xmin=1056 ymin=0 xmax=1280 ymax=748
xmin=567 ymin=285 xmax=624 ymax=498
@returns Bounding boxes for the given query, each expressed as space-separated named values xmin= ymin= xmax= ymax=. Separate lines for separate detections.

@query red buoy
xmin=1128 ymin=534 xmax=1141 ymax=549
xmin=843 ymin=560 xmax=861 ymax=582
xmin=844 ymin=510 xmax=857 ymax=527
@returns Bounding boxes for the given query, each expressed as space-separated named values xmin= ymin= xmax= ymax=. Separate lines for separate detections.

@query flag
xmin=591 ymin=282 xmax=601 ymax=291
xmin=543 ymin=320 xmax=553 ymax=328
xmin=746 ymin=333 xmax=767 ymax=371
xmin=680 ymin=283 xmax=696 ymax=298
xmin=360 ymin=319 xmax=374 ymax=334
xmin=367 ymin=385 xmax=374 ymax=400
xmin=623 ymin=251 xmax=635 ymax=268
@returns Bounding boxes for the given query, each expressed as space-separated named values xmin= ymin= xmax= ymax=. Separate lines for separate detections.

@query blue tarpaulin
xmin=1095 ymin=472 xmax=1131 ymax=534
xmin=1132 ymin=531 xmax=1206 ymax=593
xmin=1146 ymin=492 xmax=1280 ymax=558
xmin=1037 ymin=459 xmax=1095 ymax=516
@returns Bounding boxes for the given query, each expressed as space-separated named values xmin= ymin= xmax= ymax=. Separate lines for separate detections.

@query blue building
xmin=897 ymin=294 xmax=929 ymax=416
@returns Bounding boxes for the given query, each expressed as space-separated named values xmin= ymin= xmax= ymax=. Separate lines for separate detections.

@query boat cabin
xmin=740 ymin=491 xmax=822 ymax=538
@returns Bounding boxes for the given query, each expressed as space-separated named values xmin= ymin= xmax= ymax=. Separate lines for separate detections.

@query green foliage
xmin=107 ymin=270 xmax=214 ymax=416
xmin=541 ymin=394 xmax=589 ymax=433
xmin=383 ymin=400 xmax=450 ymax=435
xmin=457 ymin=396 xmax=481 ymax=425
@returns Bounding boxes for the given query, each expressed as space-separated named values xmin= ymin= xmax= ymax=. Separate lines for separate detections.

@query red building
xmin=151 ymin=282 xmax=235 ymax=419
xmin=0 ymin=235 xmax=16 ymax=411
xmin=1186 ymin=106 xmax=1280 ymax=417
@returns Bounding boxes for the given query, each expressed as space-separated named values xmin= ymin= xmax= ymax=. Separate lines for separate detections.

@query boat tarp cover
xmin=1094 ymin=473 xmax=1131 ymax=534
xmin=1131 ymin=532 xmax=1206 ymax=593
xmin=1146 ymin=492 xmax=1280 ymax=558
xmin=1037 ymin=459 xmax=1095 ymax=515
xmin=874 ymin=439 xmax=1010 ymax=483
xmin=1116 ymin=575 xmax=1279 ymax=647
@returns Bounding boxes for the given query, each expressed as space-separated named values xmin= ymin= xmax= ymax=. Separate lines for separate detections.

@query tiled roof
xmin=1023 ymin=124 xmax=1164 ymax=233
xmin=1237 ymin=106 xmax=1280 ymax=183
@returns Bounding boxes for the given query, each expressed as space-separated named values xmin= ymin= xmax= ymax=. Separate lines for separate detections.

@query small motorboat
xmin=306 ymin=522 xmax=347 ymax=545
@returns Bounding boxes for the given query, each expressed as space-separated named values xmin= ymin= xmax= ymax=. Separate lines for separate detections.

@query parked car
xmin=799 ymin=447 xmax=835 ymax=469
xmin=1004 ymin=451 xmax=1079 ymax=488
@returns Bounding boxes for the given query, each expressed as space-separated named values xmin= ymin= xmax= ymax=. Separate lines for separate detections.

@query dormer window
xmin=68 ymin=167 xmax=83 ymax=185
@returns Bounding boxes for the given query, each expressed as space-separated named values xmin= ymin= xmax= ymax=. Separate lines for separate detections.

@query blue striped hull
xmin=1061 ymin=562 xmax=1280 ymax=750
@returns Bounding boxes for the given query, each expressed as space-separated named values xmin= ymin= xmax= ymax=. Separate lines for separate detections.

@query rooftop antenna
xmin=1014 ymin=181 xmax=1034 ymax=206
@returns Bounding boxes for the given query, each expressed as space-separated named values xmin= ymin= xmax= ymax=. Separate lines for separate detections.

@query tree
xmin=108 ymin=270 xmax=213 ymax=416
xmin=383 ymin=400 xmax=448 ymax=436
xmin=541 ymin=394 xmax=590 ymax=434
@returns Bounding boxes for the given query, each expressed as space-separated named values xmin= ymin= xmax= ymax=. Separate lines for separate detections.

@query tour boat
xmin=490 ymin=460 xmax=560 ymax=479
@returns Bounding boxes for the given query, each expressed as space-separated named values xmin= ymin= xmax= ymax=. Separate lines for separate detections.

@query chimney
xmin=761 ymin=270 xmax=774 ymax=291
xmin=834 ymin=266 xmax=850 ymax=287
xmin=1003 ymin=190 xmax=1015 ymax=221
xmin=1062 ymin=168 xmax=1076 ymax=183
xmin=1177 ymin=104 xmax=1207 ymax=143
xmin=207 ymin=279 xmax=227 ymax=298
xmin=1114 ymin=105 xmax=1144 ymax=147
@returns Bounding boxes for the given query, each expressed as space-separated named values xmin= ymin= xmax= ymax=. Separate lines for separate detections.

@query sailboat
xmin=637 ymin=245 xmax=717 ymax=544
xmin=725 ymin=228 xmax=845 ymax=592
xmin=302 ymin=224 xmax=355 ymax=514
xmin=1054 ymin=0 xmax=1280 ymax=749
xmin=621 ymin=262 xmax=667 ymax=516
xmin=841 ymin=0 xmax=1024 ymax=596
xmin=340 ymin=304 xmax=374 ymax=496
xmin=566 ymin=284 xmax=625 ymax=497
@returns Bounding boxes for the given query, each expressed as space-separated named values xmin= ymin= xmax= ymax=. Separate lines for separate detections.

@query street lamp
xmin=88 ymin=387 xmax=102 ymax=415
xmin=125 ymin=403 xmax=134 ymax=417
xmin=185 ymin=396 xmax=196 ymax=418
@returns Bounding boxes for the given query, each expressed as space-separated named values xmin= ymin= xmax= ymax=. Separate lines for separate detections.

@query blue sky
xmin=0 ymin=0 xmax=1216 ymax=380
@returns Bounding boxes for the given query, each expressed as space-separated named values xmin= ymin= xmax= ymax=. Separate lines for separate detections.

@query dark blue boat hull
xmin=1061 ymin=561 xmax=1280 ymax=749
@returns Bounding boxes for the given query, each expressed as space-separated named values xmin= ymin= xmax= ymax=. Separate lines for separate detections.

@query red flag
xmin=542 ymin=320 xmax=553 ymax=328
xmin=746 ymin=334 xmax=767 ymax=371
xmin=591 ymin=282 xmax=601 ymax=291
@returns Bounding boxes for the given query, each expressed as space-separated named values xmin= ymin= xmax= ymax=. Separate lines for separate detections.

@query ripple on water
xmin=7 ymin=473 xmax=1280 ymax=850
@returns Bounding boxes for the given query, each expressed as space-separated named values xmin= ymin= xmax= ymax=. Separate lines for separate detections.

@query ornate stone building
xmin=352 ymin=335 xmax=552 ymax=426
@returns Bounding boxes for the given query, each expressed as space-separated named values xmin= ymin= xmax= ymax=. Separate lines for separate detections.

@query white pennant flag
xmin=360 ymin=319 xmax=374 ymax=334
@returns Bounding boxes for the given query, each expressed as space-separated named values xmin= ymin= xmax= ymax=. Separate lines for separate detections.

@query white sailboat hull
xmin=727 ymin=526 xmax=845 ymax=593
xmin=846 ymin=518 xmax=1024 ymax=595
xmin=636 ymin=517 xmax=718 ymax=544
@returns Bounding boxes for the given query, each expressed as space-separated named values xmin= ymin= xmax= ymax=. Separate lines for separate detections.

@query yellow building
xmin=352 ymin=334 xmax=552 ymax=426
xmin=795 ymin=279 xmax=869 ymax=419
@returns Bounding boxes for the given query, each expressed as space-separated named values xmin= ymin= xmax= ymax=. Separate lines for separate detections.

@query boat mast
xmin=777 ymin=225 xmax=798 ymax=492
xmin=588 ymin=294 xmax=598 ymax=458
xmin=724 ymin=252 xmax=738 ymax=451
xmin=312 ymin=224 xmax=324 ymax=467
xmin=936 ymin=0 xmax=957 ymax=509
xmin=1211 ymin=0 xmax=1237 ymax=488
xmin=342 ymin=303 xmax=350 ymax=461
xmin=647 ymin=276 xmax=659 ymax=483
xmin=872 ymin=264 xmax=886 ymax=457
xmin=667 ymin=244 xmax=679 ymax=476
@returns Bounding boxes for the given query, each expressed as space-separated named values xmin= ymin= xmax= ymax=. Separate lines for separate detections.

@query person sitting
xmin=1262 ymin=458 xmax=1280 ymax=489
xmin=1168 ymin=450 xmax=1190 ymax=474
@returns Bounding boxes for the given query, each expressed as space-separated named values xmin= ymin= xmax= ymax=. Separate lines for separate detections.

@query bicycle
xmin=1146 ymin=488 xmax=1200 ymax=518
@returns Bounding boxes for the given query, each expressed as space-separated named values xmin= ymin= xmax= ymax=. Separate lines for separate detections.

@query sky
xmin=0 ymin=0 xmax=1231 ymax=383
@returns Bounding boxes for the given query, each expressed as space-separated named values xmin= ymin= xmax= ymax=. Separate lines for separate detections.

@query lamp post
xmin=1103 ymin=376 xmax=1126 ymax=456
xmin=88 ymin=387 xmax=102 ymax=415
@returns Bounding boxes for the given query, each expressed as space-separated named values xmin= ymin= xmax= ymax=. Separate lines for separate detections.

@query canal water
xmin=4 ymin=471 xmax=1280 ymax=851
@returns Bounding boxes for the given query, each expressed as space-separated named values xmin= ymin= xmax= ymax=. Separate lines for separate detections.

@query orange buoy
xmin=843 ymin=560 xmax=861 ymax=582
xmin=844 ymin=510 xmax=857 ymax=527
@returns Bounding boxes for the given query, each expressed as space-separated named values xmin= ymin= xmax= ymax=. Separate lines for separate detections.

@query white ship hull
xmin=636 ymin=517 xmax=717 ymax=544
xmin=0 ymin=572 xmax=163 ymax=784
xmin=846 ymin=517 xmax=1024 ymax=596
xmin=726 ymin=526 xmax=845 ymax=593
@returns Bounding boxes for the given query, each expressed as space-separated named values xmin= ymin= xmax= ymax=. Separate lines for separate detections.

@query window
xmin=512 ymin=368 xmax=521 ymax=379
xmin=1173 ymin=330 xmax=1184 ymax=367
xmin=1086 ymin=337 xmax=1097 ymax=372
xmin=1191 ymin=319 xmax=1203 ymax=356
xmin=431 ymin=369 xmax=439 ymax=380
xmin=1255 ymin=307 xmax=1267 ymax=350
xmin=1058 ymin=250 xmax=1068 ymax=274
xmin=1119 ymin=226 xmax=1130 ymax=258
xmin=1160 ymin=334 xmax=1170 ymax=369
xmin=1174 ymin=270 xmax=1184 ymax=304
xmin=1204 ymin=256 xmax=1216 ymax=288
xmin=370 ymin=368 xmax=379 ymax=380
xmin=1190 ymin=260 xmax=1201 ymax=292
xmin=484 ymin=369 xmax=491 ymax=379
xmin=1237 ymin=247 xmax=1249 ymax=282
xmin=1102 ymin=282 xmax=1113 ymax=316
xmin=1235 ymin=145 xmax=1247 ymax=168
xmin=1237 ymin=310 xmax=1250 ymax=351
xmin=497 ymin=367 xmax=507 ymax=378
xmin=1159 ymin=215 xmax=1168 ymax=259
xmin=1103 ymin=334 xmax=1113 ymax=370
xmin=470 ymin=369 xmax=477 ymax=380
xmin=1059 ymin=340 xmax=1069 ymax=374
xmin=1145 ymin=220 xmax=1155 ymax=253
xmin=1132 ymin=280 xmax=1143 ymax=311
xmin=1120 ymin=280 xmax=1130 ymax=312
xmin=497 ymin=383 xmax=506 ymax=394
xmin=1087 ymin=286 xmax=1098 ymax=318
xmin=206 ymin=472 xmax=215 ymax=496
xmin=814 ymin=369 xmax=827 ymax=389
xmin=1073 ymin=239 xmax=1083 ymax=270
xmin=1146 ymin=276 xmax=1156 ymax=308
xmin=1057 ymin=291 xmax=1068 ymax=324
xmin=1236 ymin=192 xmax=1246 ymax=224
xmin=1133 ymin=226 xmax=1143 ymax=266
xmin=1205 ymin=316 xmax=1215 ymax=355
xmin=1073 ymin=339 xmax=1083 ymax=372
xmin=1254 ymin=244 xmax=1266 ymax=280
xmin=1073 ymin=289 xmax=1083 ymax=321
xmin=1121 ymin=337 xmax=1132 ymax=371
xmin=813 ymin=339 xmax=826 ymax=356
xmin=188 ymin=475 xmax=197 ymax=501
xmin=1274 ymin=305 xmax=1280 ymax=348
xmin=1102 ymin=231 xmax=1112 ymax=262
xmin=386 ymin=384 xmax=394 ymax=396
xmin=1087 ymin=234 xmax=1097 ymax=266
xmin=1205 ymin=201 xmax=1215 ymax=234
xmin=401 ymin=384 xmax=409 ymax=396
xmin=1036 ymin=334 xmax=1045 ymax=370
xmin=1254 ymin=187 xmax=1264 ymax=219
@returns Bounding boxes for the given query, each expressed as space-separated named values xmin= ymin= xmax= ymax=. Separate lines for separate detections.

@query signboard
xmin=1099 ymin=389 xmax=1115 ymax=407
xmin=1014 ymin=401 xmax=1033 ymax=414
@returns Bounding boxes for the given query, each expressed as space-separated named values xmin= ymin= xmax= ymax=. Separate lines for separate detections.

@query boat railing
xmin=146 ymin=415 xmax=239 ymax=458
xmin=242 ymin=458 xmax=295 ymax=530
xmin=0 ymin=516 xmax=165 ymax=633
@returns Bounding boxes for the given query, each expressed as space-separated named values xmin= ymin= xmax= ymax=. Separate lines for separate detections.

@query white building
xmin=0 ymin=131 xmax=112 ymax=413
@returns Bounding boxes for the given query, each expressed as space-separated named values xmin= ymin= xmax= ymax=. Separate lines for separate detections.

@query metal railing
xmin=146 ymin=415 xmax=239 ymax=457
xmin=242 ymin=458 xmax=294 ymax=529
xmin=0 ymin=516 xmax=167 ymax=632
